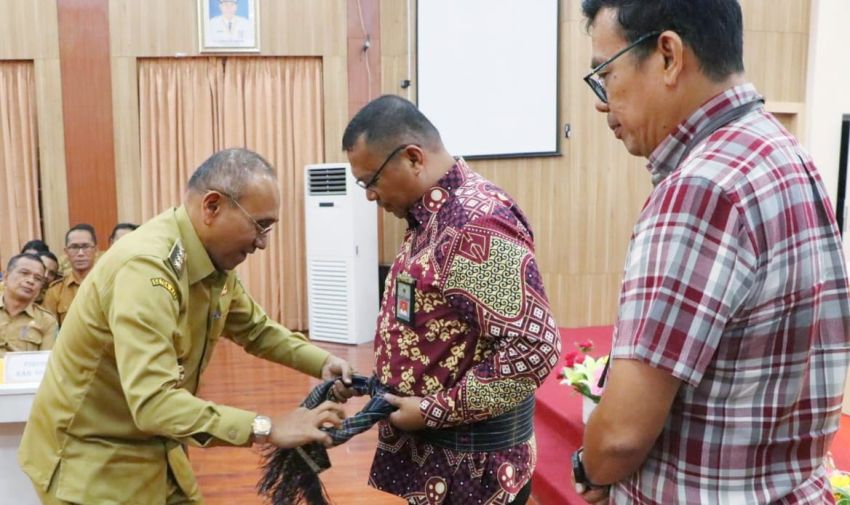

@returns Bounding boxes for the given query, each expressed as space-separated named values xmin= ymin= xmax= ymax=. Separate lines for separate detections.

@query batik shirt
xmin=610 ymin=83 xmax=850 ymax=504
xmin=368 ymin=159 xmax=560 ymax=505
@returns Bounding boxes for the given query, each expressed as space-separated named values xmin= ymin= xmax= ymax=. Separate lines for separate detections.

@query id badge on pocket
xmin=395 ymin=273 xmax=416 ymax=326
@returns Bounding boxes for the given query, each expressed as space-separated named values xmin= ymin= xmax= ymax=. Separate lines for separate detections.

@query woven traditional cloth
xmin=258 ymin=375 xmax=395 ymax=505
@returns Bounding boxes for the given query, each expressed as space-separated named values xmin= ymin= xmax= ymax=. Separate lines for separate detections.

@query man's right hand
xmin=267 ymin=401 xmax=346 ymax=448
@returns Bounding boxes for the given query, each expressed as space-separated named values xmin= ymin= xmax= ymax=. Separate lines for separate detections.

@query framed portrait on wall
xmin=198 ymin=0 xmax=259 ymax=53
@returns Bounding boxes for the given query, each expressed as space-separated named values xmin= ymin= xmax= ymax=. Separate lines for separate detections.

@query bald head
xmin=187 ymin=148 xmax=275 ymax=201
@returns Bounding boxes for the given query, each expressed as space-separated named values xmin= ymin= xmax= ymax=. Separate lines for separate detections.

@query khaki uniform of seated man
xmin=43 ymin=224 xmax=99 ymax=326
xmin=18 ymin=148 xmax=355 ymax=505
xmin=0 ymin=253 xmax=57 ymax=357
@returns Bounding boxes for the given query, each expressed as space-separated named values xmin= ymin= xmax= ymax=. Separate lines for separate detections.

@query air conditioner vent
xmin=308 ymin=167 xmax=347 ymax=195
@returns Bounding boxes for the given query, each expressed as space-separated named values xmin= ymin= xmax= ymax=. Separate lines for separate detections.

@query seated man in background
xmin=35 ymin=251 xmax=60 ymax=304
xmin=0 ymin=253 xmax=57 ymax=357
xmin=109 ymin=222 xmax=138 ymax=245
xmin=43 ymin=223 xmax=98 ymax=325
xmin=20 ymin=239 xmax=50 ymax=256
xmin=19 ymin=148 xmax=354 ymax=505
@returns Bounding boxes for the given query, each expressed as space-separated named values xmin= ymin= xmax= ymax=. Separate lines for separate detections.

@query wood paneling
xmin=0 ymin=0 xmax=67 ymax=250
xmin=57 ymin=0 xmax=118 ymax=247
xmin=378 ymin=0 xmax=812 ymax=327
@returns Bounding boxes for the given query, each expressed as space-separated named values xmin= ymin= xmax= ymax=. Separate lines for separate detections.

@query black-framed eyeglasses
xmin=355 ymin=144 xmax=409 ymax=190
xmin=583 ymin=31 xmax=661 ymax=104
xmin=211 ymin=189 xmax=274 ymax=237
xmin=66 ymin=243 xmax=96 ymax=253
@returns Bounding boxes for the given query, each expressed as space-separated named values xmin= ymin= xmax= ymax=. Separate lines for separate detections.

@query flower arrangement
xmin=827 ymin=452 xmax=850 ymax=504
xmin=559 ymin=339 xmax=608 ymax=403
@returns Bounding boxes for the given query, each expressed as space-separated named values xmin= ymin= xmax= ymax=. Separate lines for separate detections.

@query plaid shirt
xmin=610 ymin=84 xmax=850 ymax=504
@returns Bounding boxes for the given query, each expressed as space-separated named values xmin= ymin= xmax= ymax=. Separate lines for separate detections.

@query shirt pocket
xmin=18 ymin=325 xmax=44 ymax=350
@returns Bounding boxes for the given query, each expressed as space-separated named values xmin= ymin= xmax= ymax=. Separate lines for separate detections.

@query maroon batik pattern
xmin=368 ymin=160 xmax=560 ymax=504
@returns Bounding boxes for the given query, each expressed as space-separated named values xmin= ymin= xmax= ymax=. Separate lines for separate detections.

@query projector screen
xmin=417 ymin=0 xmax=559 ymax=158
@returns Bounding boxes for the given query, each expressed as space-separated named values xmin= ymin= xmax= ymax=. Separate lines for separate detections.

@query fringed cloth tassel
xmin=258 ymin=375 xmax=396 ymax=505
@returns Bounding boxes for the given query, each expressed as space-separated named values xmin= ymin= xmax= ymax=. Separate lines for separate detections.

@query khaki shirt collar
xmin=175 ymin=205 xmax=217 ymax=285
xmin=0 ymin=291 xmax=37 ymax=318
xmin=66 ymin=271 xmax=84 ymax=287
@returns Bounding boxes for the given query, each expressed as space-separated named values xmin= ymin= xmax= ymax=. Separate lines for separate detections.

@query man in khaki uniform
xmin=19 ymin=149 xmax=353 ymax=504
xmin=0 ymin=253 xmax=57 ymax=356
xmin=43 ymin=224 xmax=98 ymax=325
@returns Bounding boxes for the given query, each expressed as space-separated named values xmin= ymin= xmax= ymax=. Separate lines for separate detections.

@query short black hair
xmin=110 ymin=222 xmax=138 ymax=241
xmin=342 ymin=95 xmax=442 ymax=153
xmin=6 ymin=253 xmax=45 ymax=274
xmin=38 ymin=250 xmax=58 ymax=264
xmin=581 ymin=0 xmax=744 ymax=82
xmin=65 ymin=223 xmax=97 ymax=245
xmin=20 ymin=239 xmax=50 ymax=254
xmin=187 ymin=148 xmax=275 ymax=201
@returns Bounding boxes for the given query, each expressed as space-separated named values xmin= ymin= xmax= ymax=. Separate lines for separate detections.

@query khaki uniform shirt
xmin=19 ymin=206 xmax=330 ymax=504
xmin=0 ymin=296 xmax=57 ymax=357
xmin=42 ymin=272 xmax=83 ymax=326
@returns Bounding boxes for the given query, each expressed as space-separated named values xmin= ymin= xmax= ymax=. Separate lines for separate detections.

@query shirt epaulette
xmin=168 ymin=239 xmax=186 ymax=276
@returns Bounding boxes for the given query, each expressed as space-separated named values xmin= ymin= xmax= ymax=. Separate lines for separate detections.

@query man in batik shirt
xmin=343 ymin=95 xmax=560 ymax=505
xmin=574 ymin=1 xmax=850 ymax=504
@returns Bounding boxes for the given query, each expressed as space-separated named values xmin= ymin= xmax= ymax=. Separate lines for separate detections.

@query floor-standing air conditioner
xmin=304 ymin=163 xmax=378 ymax=344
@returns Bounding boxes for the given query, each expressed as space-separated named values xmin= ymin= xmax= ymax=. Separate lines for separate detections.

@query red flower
xmin=563 ymin=350 xmax=581 ymax=368
xmin=577 ymin=340 xmax=594 ymax=353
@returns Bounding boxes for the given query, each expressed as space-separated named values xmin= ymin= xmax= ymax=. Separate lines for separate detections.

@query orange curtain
xmin=138 ymin=58 xmax=225 ymax=220
xmin=223 ymin=57 xmax=323 ymax=331
xmin=137 ymin=57 xmax=323 ymax=329
xmin=0 ymin=61 xmax=41 ymax=270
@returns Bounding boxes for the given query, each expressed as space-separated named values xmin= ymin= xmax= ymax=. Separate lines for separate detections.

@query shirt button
xmin=228 ymin=429 xmax=238 ymax=440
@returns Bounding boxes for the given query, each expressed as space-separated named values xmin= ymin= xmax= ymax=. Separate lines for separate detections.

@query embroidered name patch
xmin=151 ymin=278 xmax=177 ymax=299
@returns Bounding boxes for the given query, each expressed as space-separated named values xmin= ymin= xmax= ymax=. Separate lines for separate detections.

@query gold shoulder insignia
xmin=168 ymin=239 xmax=186 ymax=275
xmin=151 ymin=278 xmax=178 ymax=300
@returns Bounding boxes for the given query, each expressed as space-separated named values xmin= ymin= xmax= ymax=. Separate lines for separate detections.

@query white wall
xmin=804 ymin=0 xmax=850 ymax=415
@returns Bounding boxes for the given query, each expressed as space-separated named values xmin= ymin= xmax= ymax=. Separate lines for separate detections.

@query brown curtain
xmin=138 ymin=57 xmax=224 ymax=219
xmin=137 ymin=57 xmax=323 ymax=329
xmin=0 ymin=61 xmax=41 ymax=270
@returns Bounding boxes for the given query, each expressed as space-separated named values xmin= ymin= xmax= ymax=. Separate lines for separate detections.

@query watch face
xmin=253 ymin=416 xmax=272 ymax=435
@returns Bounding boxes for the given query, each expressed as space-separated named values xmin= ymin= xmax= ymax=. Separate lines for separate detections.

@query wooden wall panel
xmin=57 ymin=0 xmax=118 ymax=247
xmin=0 ymin=0 xmax=67 ymax=250
xmin=0 ymin=0 xmax=60 ymax=60
xmin=379 ymin=0 xmax=812 ymax=327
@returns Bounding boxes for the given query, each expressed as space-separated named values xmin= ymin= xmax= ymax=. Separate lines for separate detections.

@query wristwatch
xmin=572 ymin=448 xmax=603 ymax=491
xmin=252 ymin=415 xmax=272 ymax=444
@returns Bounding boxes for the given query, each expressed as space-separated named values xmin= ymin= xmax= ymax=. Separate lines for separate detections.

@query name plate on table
xmin=3 ymin=351 xmax=50 ymax=384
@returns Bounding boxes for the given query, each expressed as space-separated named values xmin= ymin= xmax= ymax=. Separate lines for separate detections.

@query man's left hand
xmin=383 ymin=393 xmax=427 ymax=431
xmin=320 ymin=355 xmax=358 ymax=403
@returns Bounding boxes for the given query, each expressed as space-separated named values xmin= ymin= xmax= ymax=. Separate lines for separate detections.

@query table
xmin=0 ymin=382 xmax=40 ymax=504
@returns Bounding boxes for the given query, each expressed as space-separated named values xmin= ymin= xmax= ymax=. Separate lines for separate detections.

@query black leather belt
xmin=417 ymin=395 xmax=535 ymax=452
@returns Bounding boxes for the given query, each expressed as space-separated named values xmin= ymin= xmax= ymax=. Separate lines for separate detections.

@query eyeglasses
xmin=583 ymin=31 xmax=661 ymax=104
xmin=67 ymin=244 xmax=95 ymax=253
xmin=214 ymin=190 xmax=274 ymax=237
xmin=355 ymin=144 xmax=409 ymax=190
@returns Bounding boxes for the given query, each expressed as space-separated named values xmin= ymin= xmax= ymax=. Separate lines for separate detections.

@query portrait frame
xmin=198 ymin=0 xmax=260 ymax=53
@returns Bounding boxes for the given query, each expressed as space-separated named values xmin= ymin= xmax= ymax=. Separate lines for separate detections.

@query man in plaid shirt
xmin=574 ymin=1 xmax=850 ymax=503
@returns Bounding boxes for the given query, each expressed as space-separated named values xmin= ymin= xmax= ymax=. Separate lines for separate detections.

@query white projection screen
xmin=417 ymin=0 xmax=559 ymax=158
